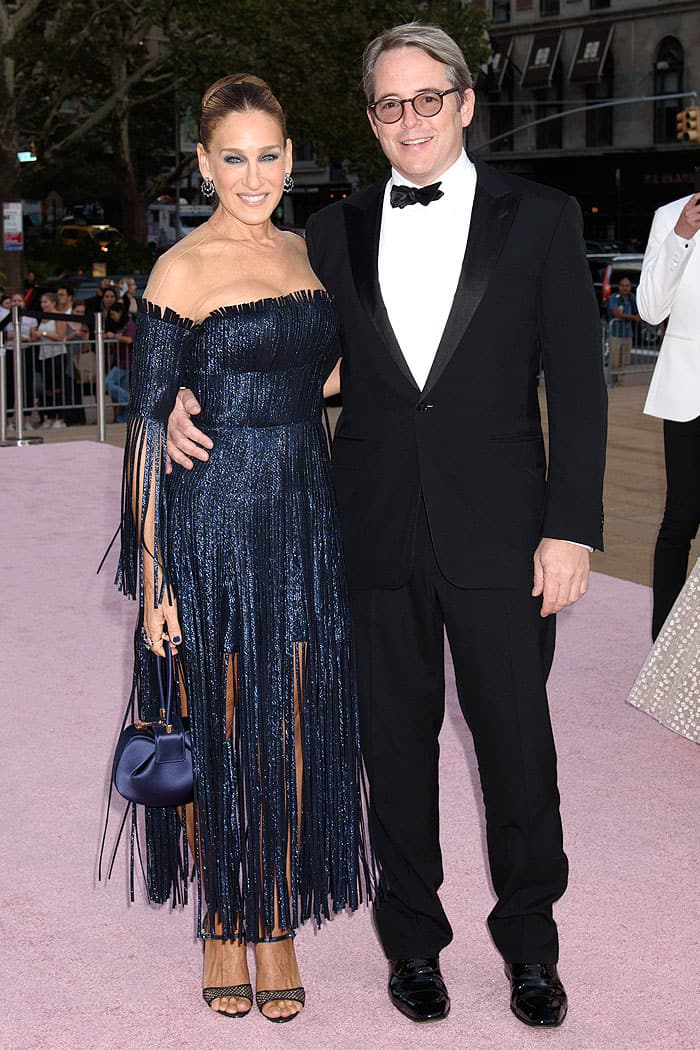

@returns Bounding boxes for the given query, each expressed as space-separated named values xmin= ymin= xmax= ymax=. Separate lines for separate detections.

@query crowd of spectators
xmin=1 ymin=275 xmax=137 ymax=432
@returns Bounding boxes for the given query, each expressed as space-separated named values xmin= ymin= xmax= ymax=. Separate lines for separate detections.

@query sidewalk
xmin=30 ymin=375 xmax=700 ymax=587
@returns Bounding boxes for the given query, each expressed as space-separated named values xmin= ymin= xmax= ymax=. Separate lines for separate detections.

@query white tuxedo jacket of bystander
xmin=638 ymin=193 xmax=700 ymax=422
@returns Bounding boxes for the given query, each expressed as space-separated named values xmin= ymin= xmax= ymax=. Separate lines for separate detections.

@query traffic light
xmin=686 ymin=106 xmax=700 ymax=142
xmin=676 ymin=106 xmax=700 ymax=142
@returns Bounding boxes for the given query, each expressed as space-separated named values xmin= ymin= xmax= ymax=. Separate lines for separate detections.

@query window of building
xmin=489 ymin=67 xmax=515 ymax=153
xmin=586 ymin=54 xmax=614 ymax=148
xmin=540 ymin=0 xmax=560 ymax=15
xmin=493 ymin=0 xmax=511 ymax=22
xmin=590 ymin=0 xmax=610 ymax=10
xmin=535 ymin=60 xmax=563 ymax=150
xmin=654 ymin=37 xmax=684 ymax=144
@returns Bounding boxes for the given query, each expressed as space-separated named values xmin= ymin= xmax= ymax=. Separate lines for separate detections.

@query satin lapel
xmin=344 ymin=181 xmax=420 ymax=391
xmin=423 ymin=169 xmax=520 ymax=396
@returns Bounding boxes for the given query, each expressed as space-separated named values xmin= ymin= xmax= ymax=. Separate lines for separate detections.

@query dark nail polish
xmin=173 ymin=636 xmax=181 ymax=643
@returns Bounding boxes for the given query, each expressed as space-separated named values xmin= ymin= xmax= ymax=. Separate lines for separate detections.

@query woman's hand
xmin=143 ymin=586 xmax=182 ymax=658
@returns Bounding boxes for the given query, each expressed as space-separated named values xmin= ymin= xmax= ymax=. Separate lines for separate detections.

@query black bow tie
xmin=390 ymin=181 xmax=444 ymax=209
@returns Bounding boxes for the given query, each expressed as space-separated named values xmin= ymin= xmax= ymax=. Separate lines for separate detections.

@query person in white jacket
xmin=637 ymin=191 xmax=700 ymax=638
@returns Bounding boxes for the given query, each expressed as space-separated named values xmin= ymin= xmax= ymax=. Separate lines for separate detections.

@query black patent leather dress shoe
xmin=388 ymin=958 xmax=450 ymax=1022
xmin=505 ymin=962 xmax=567 ymax=1027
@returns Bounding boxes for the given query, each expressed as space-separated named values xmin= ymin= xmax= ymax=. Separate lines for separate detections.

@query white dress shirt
xmin=378 ymin=150 xmax=591 ymax=552
xmin=378 ymin=150 xmax=476 ymax=391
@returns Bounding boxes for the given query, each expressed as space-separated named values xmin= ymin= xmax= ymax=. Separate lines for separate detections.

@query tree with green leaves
xmin=1 ymin=0 xmax=44 ymax=286
xmin=5 ymin=0 xmax=488 ymax=278
xmin=216 ymin=1 xmax=489 ymax=185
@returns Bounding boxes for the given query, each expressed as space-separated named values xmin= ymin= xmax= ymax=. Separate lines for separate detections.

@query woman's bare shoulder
xmin=144 ymin=226 xmax=213 ymax=318
xmin=280 ymin=229 xmax=325 ymax=290
xmin=281 ymin=228 xmax=308 ymax=256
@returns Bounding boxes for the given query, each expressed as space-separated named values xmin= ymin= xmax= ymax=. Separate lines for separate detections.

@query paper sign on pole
xmin=3 ymin=202 xmax=23 ymax=251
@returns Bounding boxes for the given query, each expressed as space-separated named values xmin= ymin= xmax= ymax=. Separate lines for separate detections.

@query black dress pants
xmin=652 ymin=416 xmax=700 ymax=640
xmin=350 ymin=502 xmax=567 ymax=964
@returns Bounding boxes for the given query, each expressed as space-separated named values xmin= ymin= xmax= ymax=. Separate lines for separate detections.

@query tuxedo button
xmin=416 ymin=401 xmax=434 ymax=412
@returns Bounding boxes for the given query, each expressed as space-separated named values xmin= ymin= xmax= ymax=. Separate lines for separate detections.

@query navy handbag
xmin=113 ymin=642 xmax=193 ymax=807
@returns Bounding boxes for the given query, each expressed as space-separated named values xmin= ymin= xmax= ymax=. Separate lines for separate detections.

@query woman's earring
xmin=283 ymin=172 xmax=294 ymax=193
xmin=201 ymin=177 xmax=216 ymax=200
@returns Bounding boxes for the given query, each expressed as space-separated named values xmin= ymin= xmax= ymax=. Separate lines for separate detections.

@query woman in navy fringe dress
xmin=117 ymin=74 xmax=372 ymax=1022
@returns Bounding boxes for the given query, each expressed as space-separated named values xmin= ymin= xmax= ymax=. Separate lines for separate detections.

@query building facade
xmin=469 ymin=0 xmax=700 ymax=244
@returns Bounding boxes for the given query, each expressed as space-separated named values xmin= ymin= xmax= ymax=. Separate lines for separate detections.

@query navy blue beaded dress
xmin=118 ymin=291 xmax=372 ymax=940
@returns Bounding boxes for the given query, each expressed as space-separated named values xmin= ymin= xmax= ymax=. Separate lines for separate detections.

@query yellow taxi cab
xmin=59 ymin=224 xmax=124 ymax=253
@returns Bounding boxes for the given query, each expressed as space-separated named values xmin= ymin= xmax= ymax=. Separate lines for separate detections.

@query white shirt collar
xmin=389 ymin=149 xmax=474 ymax=195
xmin=379 ymin=150 xmax=477 ymax=389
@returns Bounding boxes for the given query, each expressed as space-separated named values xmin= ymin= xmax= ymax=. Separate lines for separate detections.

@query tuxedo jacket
xmin=637 ymin=194 xmax=700 ymax=423
xmin=306 ymin=160 xmax=607 ymax=591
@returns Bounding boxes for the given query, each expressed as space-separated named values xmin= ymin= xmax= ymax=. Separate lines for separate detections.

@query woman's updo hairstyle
xmin=199 ymin=74 xmax=288 ymax=149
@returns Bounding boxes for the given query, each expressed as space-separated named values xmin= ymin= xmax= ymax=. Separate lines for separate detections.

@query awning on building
xmin=521 ymin=30 xmax=562 ymax=89
xmin=486 ymin=37 xmax=513 ymax=93
xmin=569 ymin=25 xmax=614 ymax=83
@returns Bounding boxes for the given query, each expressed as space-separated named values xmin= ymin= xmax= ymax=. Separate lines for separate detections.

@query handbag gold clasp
xmin=134 ymin=718 xmax=172 ymax=730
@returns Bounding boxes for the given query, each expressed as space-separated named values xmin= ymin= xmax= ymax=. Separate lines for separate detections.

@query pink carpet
xmin=1 ymin=441 xmax=697 ymax=1050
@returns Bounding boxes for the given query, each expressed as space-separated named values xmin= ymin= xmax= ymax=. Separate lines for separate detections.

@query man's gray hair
xmin=362 ymin=21 xmax=474 ymax=104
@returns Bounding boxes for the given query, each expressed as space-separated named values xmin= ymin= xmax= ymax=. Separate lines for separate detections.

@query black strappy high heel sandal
xmin=255 ymin=932 xmax=305 ymax=1024
xmin=201 ymin=923 xmax=253 ymax=1019
xmin=202 ymin=983 xmax=253 ymax=1018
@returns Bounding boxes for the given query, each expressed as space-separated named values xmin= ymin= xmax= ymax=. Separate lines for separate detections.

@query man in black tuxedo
xmin=306 ymin=22 xmax=605 ymax=1028
xmin=167 ymin=22 xmax=606 ymax=1029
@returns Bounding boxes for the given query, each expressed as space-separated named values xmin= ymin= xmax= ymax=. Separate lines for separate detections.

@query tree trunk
xmin=113 ymin=49 xmax=148 ymax=244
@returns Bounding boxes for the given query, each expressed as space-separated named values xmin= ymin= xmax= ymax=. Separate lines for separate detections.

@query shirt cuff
xmin=672 ymin=230 xmax=696 ymax=251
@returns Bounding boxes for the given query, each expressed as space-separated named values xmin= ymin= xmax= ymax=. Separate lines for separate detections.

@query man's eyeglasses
xmin=368 ymin=87 xmax=462 ymax=125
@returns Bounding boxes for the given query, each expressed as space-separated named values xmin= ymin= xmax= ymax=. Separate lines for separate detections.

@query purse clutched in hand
xmin=113 ymin=642 xmax=193 ymax=807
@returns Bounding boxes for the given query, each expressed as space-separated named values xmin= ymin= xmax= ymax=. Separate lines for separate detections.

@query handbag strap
xmin=155 ymin=640 xmax=176 ymax=725
xmin=98 ymin=636 xmax=183 ymax=894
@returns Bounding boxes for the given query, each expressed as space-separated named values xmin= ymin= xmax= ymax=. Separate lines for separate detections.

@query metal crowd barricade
xmin=602 ymin=317 xmax=662 ymax=387
xmin=0 ymin=306 xmax=42 ymax=447
xmin=95 ymin=312 xmax=107 ymax=442
xmin=0 ymin=304 xmax=120 ymax=446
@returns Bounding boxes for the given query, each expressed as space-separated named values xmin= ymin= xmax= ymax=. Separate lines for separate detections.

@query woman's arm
xmin=37 ymin=319 xmax=67 ymax=340
xmin=37 ymin=321 xmax=67 ymax=340
xmin=118 ymin=257 xmax=194 ymax=657
xmin=133 ymin=438 xmax=182 ymax=657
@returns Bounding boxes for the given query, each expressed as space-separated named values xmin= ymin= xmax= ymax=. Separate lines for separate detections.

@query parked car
xmin=585 ymin=239 xmax=627 ymax=253
xmin=65 ymin=274 xmax=148 ymax=300
xmin=587 ymin=252 xmax=645 ymax=314
xmin=59 ymin=224 xmax=124 ymax=254
xmin=33 ymin=273 xmax=148 ymax=305
xmin=601 ymin=254 xmax=644 ymax=305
